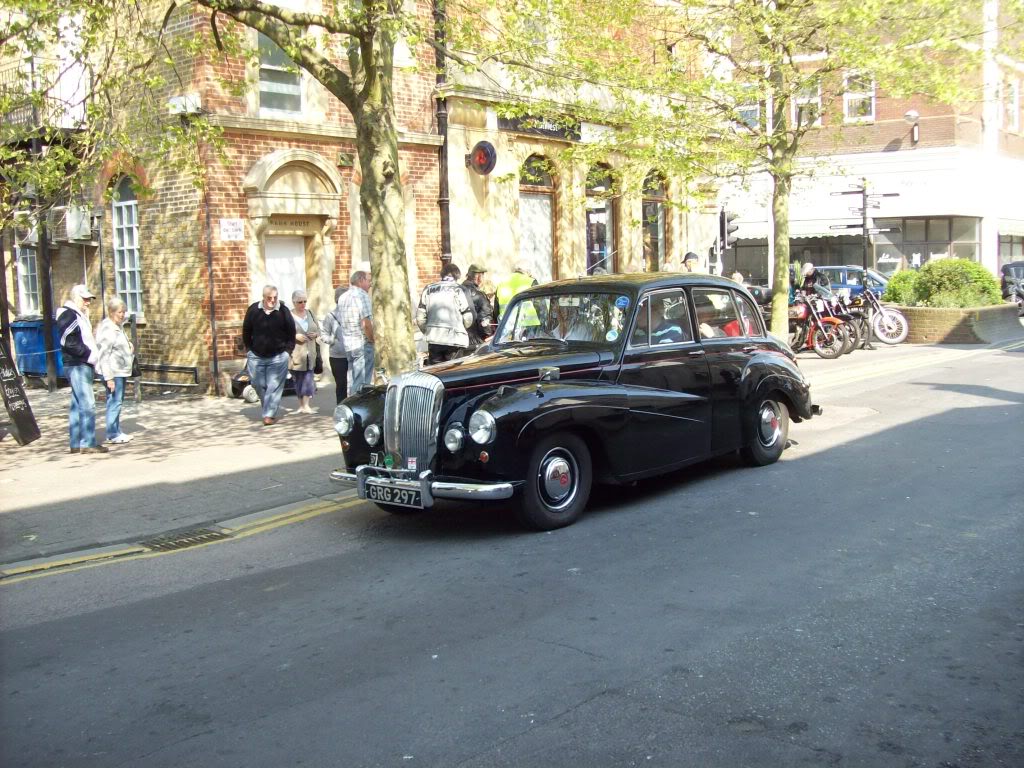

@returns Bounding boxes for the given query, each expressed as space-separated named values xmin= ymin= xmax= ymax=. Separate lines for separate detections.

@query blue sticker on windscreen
xmin=615 ymin=296 xmax=630 ymax=310
xmin=606 ymin=330 xmax=619 ymax=342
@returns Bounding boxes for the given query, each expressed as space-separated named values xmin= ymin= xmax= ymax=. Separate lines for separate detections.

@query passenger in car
xmin=651 ymin=299 xmax=687 ymax=344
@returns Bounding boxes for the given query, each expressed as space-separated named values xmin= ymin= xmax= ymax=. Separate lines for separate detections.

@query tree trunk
xmin=770 ymin=171 xmax=792 ymax=339
xmin=355 ymin=108 xmax=418 ymax=377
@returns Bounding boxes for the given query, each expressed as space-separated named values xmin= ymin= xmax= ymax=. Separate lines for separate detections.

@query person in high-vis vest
xmin=494 ymin=265 xmax=537 ymax=321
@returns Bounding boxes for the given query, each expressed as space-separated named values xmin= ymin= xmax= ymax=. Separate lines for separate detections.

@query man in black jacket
xmin=461 ymin=264 xmax=494 ymax=349
xmin=56 ymin=284 xmax=107 ymax=453
xmin=242 ymin=284 xmax=296 ymax=425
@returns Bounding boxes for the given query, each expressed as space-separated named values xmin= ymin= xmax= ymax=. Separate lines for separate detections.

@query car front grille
xmin=383 ymin=371 xmax=444 ymax=471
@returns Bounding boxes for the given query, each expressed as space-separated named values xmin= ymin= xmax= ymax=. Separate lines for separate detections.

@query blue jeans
xmin=347 ymin=344 xmax=375 ymax=394
xmin=67 ymin=364 xmax=97 ymax=449
xmin=247 ymin=351 xmax=289 ymax=419
xmin=105 ymin=377 xmax=126 ymax=438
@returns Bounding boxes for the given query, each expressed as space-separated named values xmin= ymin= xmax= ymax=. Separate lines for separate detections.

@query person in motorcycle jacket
xmin=799 ymin=263 xmax=833 ymax=298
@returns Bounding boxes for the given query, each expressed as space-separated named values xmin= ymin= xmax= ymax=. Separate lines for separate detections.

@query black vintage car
xmin=330 ymin=273 xmax=821 ymax=530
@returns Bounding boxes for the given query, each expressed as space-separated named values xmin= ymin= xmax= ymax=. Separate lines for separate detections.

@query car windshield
xmin=495 ymin=291 xmax=631 ymax=349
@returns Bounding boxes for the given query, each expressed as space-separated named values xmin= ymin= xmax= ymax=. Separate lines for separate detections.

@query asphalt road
xmin=2 ymin=344 xmax=1022 ymax=767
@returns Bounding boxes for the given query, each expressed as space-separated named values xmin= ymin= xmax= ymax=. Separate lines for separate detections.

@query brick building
xmin=3 ymin=3 xmax=443 ymax=391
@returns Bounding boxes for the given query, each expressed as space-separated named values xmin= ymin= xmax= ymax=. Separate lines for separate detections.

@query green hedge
xmin=881 ymin=259 xmax=1001 ymax=308
xmin=883 ymin=270 xmax=918 ymax=305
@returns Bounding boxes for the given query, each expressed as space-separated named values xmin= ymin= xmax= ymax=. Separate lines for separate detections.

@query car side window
xmin=650 ymin=289 xmax=692 ymax=344
xmin=693 ymin=288 xmax=742 ymax=339
xmin=734 ymin=293 xmax=764 ymax=337
xmin=630 ymin=290 xmax=693 ymax=348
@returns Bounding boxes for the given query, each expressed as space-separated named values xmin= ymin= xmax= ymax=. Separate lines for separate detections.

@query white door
xmin=264 ymin=236 xmax=306 ymax=308
xmin=519 ymin=192 xmax=553 ymax=284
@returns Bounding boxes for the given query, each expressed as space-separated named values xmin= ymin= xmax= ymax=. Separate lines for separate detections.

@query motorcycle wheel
xmin=872 ymin=309 xmax=909 ymax=344
xmin=812 ymin=325 xmax=845 ymax=359
xmin=856 ymin=316 xmax=871 ymax=348
xmin=842 ymin=319 xmax=861 ymax=354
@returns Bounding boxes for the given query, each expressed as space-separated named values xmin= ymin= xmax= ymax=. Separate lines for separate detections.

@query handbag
xmin=131 ymin=355 xmax=141 ymax=378
xmin=313 ymin=344 xmax=324 ymax=375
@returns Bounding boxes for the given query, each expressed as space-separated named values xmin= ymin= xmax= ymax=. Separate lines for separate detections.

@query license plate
xmin=365 ymin=481 xmax=423 ymax=508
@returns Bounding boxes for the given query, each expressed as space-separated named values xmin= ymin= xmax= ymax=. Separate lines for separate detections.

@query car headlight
xmin=444 ymin=425 xmax=464 ymax=453
xmin=468 ymin=410 xmax=496 ymax=445
xmin=364 ymin=423 xmax=381 ymax=446
xmin=334 ymin=404 xmax=355 ymax=436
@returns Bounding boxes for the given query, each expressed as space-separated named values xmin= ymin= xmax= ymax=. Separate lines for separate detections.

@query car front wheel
xmin=741 ymin=396 xmax=789 ymax=466
xmin=517 ymin=433 xmax=592 ymax=531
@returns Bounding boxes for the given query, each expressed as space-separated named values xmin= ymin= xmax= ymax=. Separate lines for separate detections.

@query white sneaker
xmin=108 ymin=434 xmax=132 ymax=444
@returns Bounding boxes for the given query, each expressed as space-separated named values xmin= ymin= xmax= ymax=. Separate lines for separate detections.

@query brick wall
xmin=902 ymin=305 xmax=1024 ymax=344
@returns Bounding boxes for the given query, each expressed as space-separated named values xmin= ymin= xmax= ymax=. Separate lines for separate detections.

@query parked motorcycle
xmin=788 ymin=293 xmax=849 ymax=359
xmin=819 ymin=292 xmax=861 ymax=355
xmin=861 ymin=288 xmax=910 ymax=344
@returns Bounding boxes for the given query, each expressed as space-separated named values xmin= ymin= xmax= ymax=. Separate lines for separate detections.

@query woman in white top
xmin=95 ymin=297 xmax=135 ymax=444
xmin=288 ymin=289 xmax=322 ymax=414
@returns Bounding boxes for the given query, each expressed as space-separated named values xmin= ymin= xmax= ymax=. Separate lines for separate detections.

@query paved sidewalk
xmin=0 ymin=378 xmax=348 ymax=567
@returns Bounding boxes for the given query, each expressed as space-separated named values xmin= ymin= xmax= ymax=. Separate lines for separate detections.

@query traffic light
xmin=720 ymin=209 xmax=739 ymax=251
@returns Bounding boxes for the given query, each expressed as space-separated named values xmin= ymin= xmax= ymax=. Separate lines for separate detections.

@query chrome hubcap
xmin=538 ymin=450 xmax=578 ymax=511
xmin=757 ymin=402 xmax=781 ymax=448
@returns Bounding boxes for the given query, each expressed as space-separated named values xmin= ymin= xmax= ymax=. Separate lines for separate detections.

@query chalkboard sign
xmin=0 ymin=337 xmax=41 ymax=445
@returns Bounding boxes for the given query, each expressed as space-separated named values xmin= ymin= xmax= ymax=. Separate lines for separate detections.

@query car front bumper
xmin=330 ymin=465 xmax=515 ymax=507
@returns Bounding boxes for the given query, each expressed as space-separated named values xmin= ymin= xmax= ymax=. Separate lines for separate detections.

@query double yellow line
xmin=1 ymin=496 xmax=367 ymax=585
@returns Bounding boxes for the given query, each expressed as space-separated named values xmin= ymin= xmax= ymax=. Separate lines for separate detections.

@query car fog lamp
xmin=468 ymin=410 xmax=496 ymax=445
xmin=364 ymin=423 xmax=381 ymax=447
xmin=444 ymin=426 xmax=465 ymax=453
xmin=478 ymin=451 xmax=489 ymax=463
xmin=334 ymin=404 xmax=355 ymax=436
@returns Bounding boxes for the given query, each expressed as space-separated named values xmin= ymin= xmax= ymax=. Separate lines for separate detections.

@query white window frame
xmin=792 ymin=83 xmax=822 ymax=128
xmin=112 ymin=179 xmax=144 ymax=317
xmin=258 ymin=32 xmax=303 ymax=116
xmin=15 ymin=243 xmax=40 ymax=315
xmin=843 ymin=73 xmax=875 ymax=123
xmin=736 ymin=84 xmax=760 ymax=130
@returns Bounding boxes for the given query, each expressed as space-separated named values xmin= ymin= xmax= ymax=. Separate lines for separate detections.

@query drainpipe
xmin=203 ymin=178 xmax=221 ymax=396
xmin=434 ymin=0 xmax=452 ymax=266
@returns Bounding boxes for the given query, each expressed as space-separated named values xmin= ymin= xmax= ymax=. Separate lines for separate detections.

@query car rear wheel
xmin=741 ymin=396 xmax=789 ymax=466
xmin=517 ymin=433 xmax=592 ymax=531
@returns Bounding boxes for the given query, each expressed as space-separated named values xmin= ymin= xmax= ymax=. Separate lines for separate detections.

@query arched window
xmin=518 ymin=155 xmax=555 ymax=283
xmin=642 ymin=171 xmax=667 ymax=272
xmin=586 ymin=164 xmax=618 ymax=274
xmin=112 ymin=177 xmax=143 ymax=315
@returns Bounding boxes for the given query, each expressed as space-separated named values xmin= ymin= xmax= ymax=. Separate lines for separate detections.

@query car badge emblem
xmin=407 ymin=457 xmax=418 ymax=471
xmin=370 ymin=453 xmax=380 ymax=466
xmin=384 ymin=453 xmax=395 ymax=469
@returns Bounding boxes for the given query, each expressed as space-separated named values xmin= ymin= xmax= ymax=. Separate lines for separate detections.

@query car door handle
xmin=688 ymin=349 xmax=706 ymax=357
xmin=742 ymin=345 xmax=758 ymax=354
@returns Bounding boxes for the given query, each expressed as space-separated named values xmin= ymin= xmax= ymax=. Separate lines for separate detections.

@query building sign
xmin=498 ymin=115 xmax=581 ymax=142
xmin=219 ymin=218 xmax=246 ymax=241
xmin=0 ymin=338 xmax=40 ymax=446
xmin=268 ymin=217 xmax=322 ymax=236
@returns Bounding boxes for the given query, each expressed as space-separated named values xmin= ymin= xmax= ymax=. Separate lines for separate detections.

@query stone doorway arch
xmin=242 ymin=149 xmax=343 ymax=312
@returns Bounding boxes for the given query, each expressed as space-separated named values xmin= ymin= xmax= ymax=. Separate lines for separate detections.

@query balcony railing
xmin=0 ymin=57 xmax=87 ymax=131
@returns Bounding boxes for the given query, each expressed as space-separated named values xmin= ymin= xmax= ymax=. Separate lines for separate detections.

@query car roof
xmin=518 ymin=272 xmax=742 ymax=301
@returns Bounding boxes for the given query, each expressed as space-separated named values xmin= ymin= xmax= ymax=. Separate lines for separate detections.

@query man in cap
xmin=682 ymin=252 xmax=700 ymax=272
xmin=461 ymin=263 xmax=495 ymax=348
xmin=56 ymin=284 xmax=107 ymax=453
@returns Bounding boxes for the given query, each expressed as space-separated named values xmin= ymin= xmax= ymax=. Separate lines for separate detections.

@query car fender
xmin=738 ymin=352 xmax=815 ymax=422
xmin=477 ymin=379 xmax=630 ymax=477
